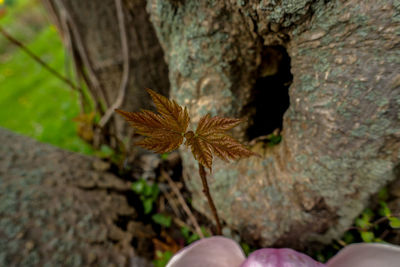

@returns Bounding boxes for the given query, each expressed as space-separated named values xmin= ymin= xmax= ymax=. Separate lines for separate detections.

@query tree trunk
xmin=146 ymin=0 xmax=400 ymax=248
xmin=44 ymin=0 xmax=400 ymax=249
xmin=42 ymin=0 xmax=170 ymax=155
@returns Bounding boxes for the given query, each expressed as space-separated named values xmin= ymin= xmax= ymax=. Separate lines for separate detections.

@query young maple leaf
xmin=115 ymin=88 xmax=189 ymax=153
xmin=184 ymin=114 xmax=259 ymax=171
xmin=116 ymin=89 xmax=258 ymax=171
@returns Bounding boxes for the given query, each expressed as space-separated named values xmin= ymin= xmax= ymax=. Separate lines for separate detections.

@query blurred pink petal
xmin=327 ymin=243 xmax=400 ymax=267
xmin=240 ymin=248 xmax=325 ymax=267
xmin=166 ymin=236 xmax=246 ymax=267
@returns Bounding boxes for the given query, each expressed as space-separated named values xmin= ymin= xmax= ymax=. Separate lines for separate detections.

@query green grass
xmin=0 ymin=1 xmax=93 ymax=154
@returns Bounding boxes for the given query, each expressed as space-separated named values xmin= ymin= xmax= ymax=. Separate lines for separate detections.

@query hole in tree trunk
xmin=244 ymin=45 xmax=292 ymax=141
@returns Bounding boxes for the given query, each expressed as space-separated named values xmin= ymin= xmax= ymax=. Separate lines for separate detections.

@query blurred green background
xmin=0 ymin=0 xmax=93 ymax=154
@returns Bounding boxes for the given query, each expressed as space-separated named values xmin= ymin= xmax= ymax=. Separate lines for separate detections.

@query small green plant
xmin=153 ymin=250 xmax=173 ymax=267
xmin=160 ymin=153 xmax=169 ymax=161
xmin=240 ymin=242 xmax=255 ymax=257
xmin=353 ymin=189 xmax=400 ymax=243
xmin=314 ymin=187 xmax=400 ymax=262
xmin=266 ymin=132 xmax=282 ymax=147
xmin=355 ymin=208 xmax=378 ymax=242
xmin=152 ymin=213 xmax=172 ymax=228
xmin=180 ymin=226 xmax=210 ymax=245
xmin=378 ymin=201 xmax=400 ymax=228
xmin=131 ymin=178 xmax=160 ymax=214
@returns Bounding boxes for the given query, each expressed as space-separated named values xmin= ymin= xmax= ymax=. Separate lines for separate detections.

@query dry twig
xmin=161 ymin=170 xmax=204 ymax=238
xmin=160 ymin=190 xmax=196 ymax=232
xmin=160 ymin=187 xmax=182 ymax=218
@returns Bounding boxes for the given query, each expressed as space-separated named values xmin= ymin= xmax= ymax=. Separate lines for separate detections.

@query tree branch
xmin=99 ymin=0 xmax=130 ymax=128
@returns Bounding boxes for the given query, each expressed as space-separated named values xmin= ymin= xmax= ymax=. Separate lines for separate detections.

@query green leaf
xmin=356 ymin=209 xmax=373 ymax=229
xmin=201 ymin=226 xmax=211 ymax=237
xmin=143 ymin=183 xmax=159 ymax=199
xmin=161 ymin=153 xmax=169 ymax=160
xmin=150 ymin=184 xmax=160 ymax=200
xmin=360 ymin=231 xmax=374 ymax=242
xmin=267 ymin=134 xmax=282 ymax=146
xmin=379 ymin=201 xmax=391 ymax=217
xmin=180 ymin=226 xmax=190 ymax=240
xmin=142 ymin=183 xmax=152 ymax=196
xmin=355 ymin=218 xmax=369 ymax=229
xmin=98 ymin=144 xmax=114 ymax=158
xmin=154 ymin=251 xmax=173 ymax=267
xmin=143 ymin=198 xmax=154 ymax=214
xmin=362 ymin=208 xmax=374 ymax=221
xmin=131 ymin=179 xmax=146 ymax=194
xmin=389 ymin=217 xmax=400 ymax=228
xmin=342 ymin=232 xmax=355 ymax=244
xmin=152 ymin=213 xmax=172 ymax=227
xmin=187 ymin=234 xmax=200 ymax=244
xmin=180 ymin=226 xmax=202 ymax=244
xmin=240 ymin=242 xmax=252 ymax=256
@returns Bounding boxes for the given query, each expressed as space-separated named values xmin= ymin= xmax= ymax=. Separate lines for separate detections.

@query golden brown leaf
xmin=187 ymin=114 xmax=259 ymax=171
xmin=205 ymin=134 xmax=257 ymax=161
xmin=196 ymin=114 xmax=241 ymax=136
xmin=146 ymin=88 xmax=189 ymax=133
xmin=116 ymin=89 xmax=258 ymax=169
xmin=115 ymin=89 xmax=189 ymax=153
xmin=185 ymin=131 xmax=213 ymax=170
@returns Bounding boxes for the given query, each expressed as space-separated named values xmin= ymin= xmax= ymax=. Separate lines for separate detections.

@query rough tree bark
xmin=44 ymin=0 xmax=400 ymax=249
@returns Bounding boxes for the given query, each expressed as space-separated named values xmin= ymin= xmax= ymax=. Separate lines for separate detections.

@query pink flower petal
xmin=240 ymin=248 xmax=325 ymax=267
xmin=327 ymin=243 xmax=400 ymax=267
xmin=166 ymin=236 xmax=246 ymax=267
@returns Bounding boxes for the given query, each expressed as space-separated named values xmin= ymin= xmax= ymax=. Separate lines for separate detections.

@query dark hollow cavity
xmin=244 ymin=45 xmax=292 ymax=141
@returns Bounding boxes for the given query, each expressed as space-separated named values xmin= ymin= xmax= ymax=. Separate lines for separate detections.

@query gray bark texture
xmin=0 ymin=128 xmax=153 ymax=267
xmin=146 ymin=0 xmax=400 ymax=248
xmin=44 ymin=0 xmax=400 ymax=249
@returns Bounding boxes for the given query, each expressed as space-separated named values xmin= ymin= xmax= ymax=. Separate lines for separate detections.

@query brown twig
xmin=173 ymin=217 xmax=193 ymax=231
xmin=160 ymin=187 xmax=183 ymax=218
xmin=372 ymin=216 xmax=389 ymax=226
xmin=161 ymin=170 xmax=204 ymax=238
xmin=198 ymin=164 xmax=222 ymax=235
xmin=159 ymin=187 xmax=197 ymax=233
xmin=379 ymin=229 xmax=390 ymax=240
xmin=0 ymin=26 xmax=82 ymax=92
xmin=64 ymin=11 xmax=109 ymax=106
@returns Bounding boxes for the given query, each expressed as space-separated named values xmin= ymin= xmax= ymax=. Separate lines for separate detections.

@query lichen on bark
xmin=147 ymin=0 xmax=400 ymax=249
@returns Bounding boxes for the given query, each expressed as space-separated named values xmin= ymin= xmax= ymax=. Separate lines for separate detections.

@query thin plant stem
xmin=198 ymin=163 xmax=222 ymax=235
